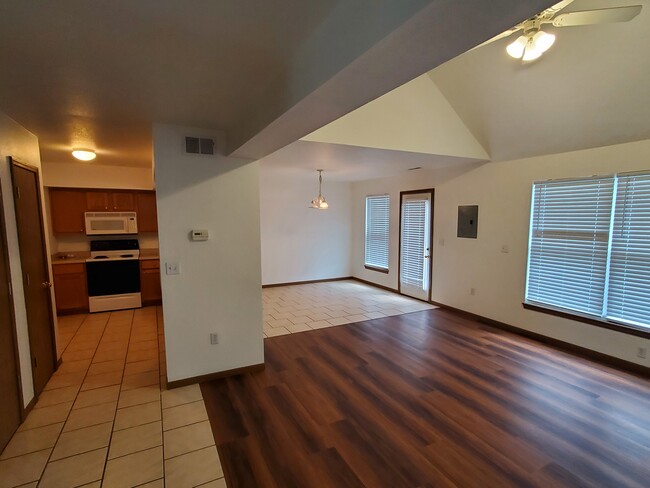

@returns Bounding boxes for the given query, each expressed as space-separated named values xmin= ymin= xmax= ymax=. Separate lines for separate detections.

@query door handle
xmin=42 ymin=281 xmax=52 ymax=288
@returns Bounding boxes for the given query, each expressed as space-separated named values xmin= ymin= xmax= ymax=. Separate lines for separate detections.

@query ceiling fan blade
xmin=552 ymin=5 xmax=642 ymax=27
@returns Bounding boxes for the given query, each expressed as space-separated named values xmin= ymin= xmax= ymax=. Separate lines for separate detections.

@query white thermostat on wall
xmin=191 ymin=229 xmax=209 ymax=241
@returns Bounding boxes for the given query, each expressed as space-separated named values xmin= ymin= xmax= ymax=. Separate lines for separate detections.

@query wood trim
xmin=22 ymin=395 xmax=37 ymax=421
xmin=364 ymin=265 xmax=389 ymax=274
xmin=10 ymin=159 xmax=59 ymax=379
xmin=523 ymin=302 xmax=650 ymax=339
xmin=167 ymin=363 xmax=265 ymax=389
xmin=262 ymin=276 xmax=352 ymax=288
xmin=350 ymin=276 xmax=398 ymax=294
xmin=0 ymin=176 xmax=25 ymax=419
xmin=398 ymin=188 xmax=435 ymax=302
xmin=431 ymin=301 xmax=650 ymax=378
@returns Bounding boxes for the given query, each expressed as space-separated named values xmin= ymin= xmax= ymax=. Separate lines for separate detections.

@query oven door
xmin=86 ymin=258 xmax=141 ymax=297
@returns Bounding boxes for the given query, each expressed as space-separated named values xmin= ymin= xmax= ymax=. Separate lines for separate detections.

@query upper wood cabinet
xmin=49 ymin=187 xmax=157 ymax=234
xmin=112 ymin=192 xmax=135 ymax=211
xmin=86 ymin=191 xmax=135 ymax=211
xmin=136 ymin=192 xmax=158 ymax=232
xmin=49 ymin=189 xmax=86 ymax=233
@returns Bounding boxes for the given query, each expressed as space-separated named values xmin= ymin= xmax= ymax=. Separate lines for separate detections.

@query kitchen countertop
xmin=52 ymin=249 xmax=159 ymax=264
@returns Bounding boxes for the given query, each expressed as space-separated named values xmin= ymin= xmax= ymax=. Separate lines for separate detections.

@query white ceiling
xmin=261 ymin=0 xmax=650 ymax=180
xmin=430 ymin=0 xmax=650 ymax=162
xmin=258 ymin=140 xmax=483 ymax=182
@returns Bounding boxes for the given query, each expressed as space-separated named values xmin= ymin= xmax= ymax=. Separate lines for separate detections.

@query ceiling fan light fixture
xmin=532 ymin=30 xmax=556 ymax=53
xmin=506 ymin=35 xmax=528 ymax=58
xmin=71 ymin=148 xmax=96 ymax=161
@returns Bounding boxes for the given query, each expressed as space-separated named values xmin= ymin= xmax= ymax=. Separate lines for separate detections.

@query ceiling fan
xmin=482 ymin=0 xmax=643 ymax=62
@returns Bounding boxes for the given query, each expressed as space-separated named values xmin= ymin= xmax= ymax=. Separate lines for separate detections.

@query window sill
xmin=364 ymin=265 xmax=389 ymax=274
xmin=522 ymin=302 xmax=650 ymax=339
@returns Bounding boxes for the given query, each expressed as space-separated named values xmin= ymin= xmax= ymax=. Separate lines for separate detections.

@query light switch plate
xmin=165 ymin=262 xmax=180 ymax=275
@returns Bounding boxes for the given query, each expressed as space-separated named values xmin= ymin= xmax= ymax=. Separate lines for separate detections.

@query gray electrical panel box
xmin=457 ymin=205 xmax=479 ymax=238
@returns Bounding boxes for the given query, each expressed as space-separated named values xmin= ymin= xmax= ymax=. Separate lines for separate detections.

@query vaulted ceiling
xmin=0 ymin=0 xmax=554 ymax=168
xmin=262 ymin=0 xmax=650 ymax=180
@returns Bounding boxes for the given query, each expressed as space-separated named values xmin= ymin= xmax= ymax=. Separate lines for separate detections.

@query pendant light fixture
xmin=309 ymin=169 xmax=329 ymax=210
xmin=506 ymin=29 xmax=555 ymax=62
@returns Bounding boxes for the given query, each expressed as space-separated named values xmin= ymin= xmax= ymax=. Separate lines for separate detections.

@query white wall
xmin=351 ymin=140 xmax=650 ymax=367
xmin=259 ymin=165 xmax=352 ymax=285
xmin=153 ymin=123 xmax=263 ymax=382
xmin=0 ymin=112 xmax=57 ymax=406
xmin=42 ymin=162 xmax=154 ymax=190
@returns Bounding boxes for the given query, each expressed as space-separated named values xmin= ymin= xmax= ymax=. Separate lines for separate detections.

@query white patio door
xmin=399 ymin=192 xmax=432 ymax=301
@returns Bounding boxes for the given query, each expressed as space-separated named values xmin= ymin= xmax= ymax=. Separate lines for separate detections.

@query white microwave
xmin=85 ymin=212 xmax=138 ymax=235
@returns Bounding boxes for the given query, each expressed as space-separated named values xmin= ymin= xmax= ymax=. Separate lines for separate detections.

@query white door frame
xmin=398 ymin=189 xmax=434 ymax=302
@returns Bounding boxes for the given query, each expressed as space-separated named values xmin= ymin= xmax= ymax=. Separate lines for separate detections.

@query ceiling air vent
xmin=185 ymin=136 xmax=215 ymax=155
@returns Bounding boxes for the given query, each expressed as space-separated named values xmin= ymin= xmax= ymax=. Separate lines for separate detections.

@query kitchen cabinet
xmin=136 ymin=192 xmax=158 ymax=232
xmin=53 ymin=263 xmax=88 ymax=313
xmin=140 ymin=259 xmax=162 ymax=305
xmin=49 ymin=189 xmax=86 ymax=233
xmin=86 ymin=191 xmax=135 ymax=211
xmin=49 ymin=187 xmax=155 ymax=234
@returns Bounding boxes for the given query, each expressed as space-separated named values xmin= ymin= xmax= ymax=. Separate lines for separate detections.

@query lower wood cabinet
xmin=53 ymin=263 xmax=88 ymax=314
xmin=140 ymin=259 xmax=162 ymax=305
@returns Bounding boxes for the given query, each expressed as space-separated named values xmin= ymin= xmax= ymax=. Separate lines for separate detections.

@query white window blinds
xmin=526 ymin=177 xmax=615 ymax=316
xmin=606 ymin=173 xmax=650 ymax=327
xmin=526 ymin=172 xmax=650 ymax=331
xmin=400 ymin=199 xmax=427 ymax=287
xmin=365 ymin=195 xmax=390 ymax=270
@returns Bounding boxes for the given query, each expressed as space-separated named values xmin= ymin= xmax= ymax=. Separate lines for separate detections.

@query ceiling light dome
xmin=72 ymin=148 xmax=96 ymax=161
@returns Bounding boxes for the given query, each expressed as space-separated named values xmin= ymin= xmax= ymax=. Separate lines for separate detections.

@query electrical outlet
xmin=470 ymin=288 xmax=476 ymax=296
xmin=210 ymin=333 xmax=219 ymax=345
xmin=165 ymin=262 xmax=180 ymax=275
xmin=637 ymin=347 xmax=647 ymax=359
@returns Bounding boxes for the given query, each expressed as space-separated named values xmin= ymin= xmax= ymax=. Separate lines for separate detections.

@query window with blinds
xmin=365 ymin=195 xmax=390 ymax=270
xmin=525 ymin=171 xmax=650 ymax=331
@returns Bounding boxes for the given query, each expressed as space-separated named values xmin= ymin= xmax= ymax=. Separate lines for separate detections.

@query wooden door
xmin=0 ymin=180 xmax=23 ymax=452
xmin=49 ymin=189 xmax=86 ymax=233
xmin=136 ymin=192 xmax=158 ymax=232
xmin=111 ymin=192 xmax=135 ymax=211
xmin=86 ymin=191 xmax=109 ymax=211
xmin=11 ymin=160 xmax=57 ymax=396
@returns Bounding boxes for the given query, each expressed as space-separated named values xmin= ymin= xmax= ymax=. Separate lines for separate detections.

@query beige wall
xmin=153 ymin=123 xmax=264 ymax=382
xmin=351 ymin=139 xmax=650 ymax=367
xmin=0 ymin=112 xmax=57 ymax=406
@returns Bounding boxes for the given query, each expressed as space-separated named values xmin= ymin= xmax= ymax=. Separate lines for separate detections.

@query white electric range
xmin=86 ymin=239 xmax=141 ymax=313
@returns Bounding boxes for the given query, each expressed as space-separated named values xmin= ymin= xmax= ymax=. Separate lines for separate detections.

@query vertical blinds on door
xmin=365 ymin=195 xmax=390 ymax=270
xmin=400 ymin=199 xmax=427 ymax=287
xmin=526 ymin=171 xmax=650 ymax=330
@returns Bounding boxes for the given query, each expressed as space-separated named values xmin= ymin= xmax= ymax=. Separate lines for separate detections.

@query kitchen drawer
xmin=53 ymin=263 xmax=85 ymax=275
xmin=140 ymin=259 xmax=160 ymax=270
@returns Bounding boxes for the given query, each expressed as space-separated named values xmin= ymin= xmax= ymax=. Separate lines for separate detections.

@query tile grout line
xmin=97 ymin=309 xmax=138 ymax=486
xmin=35 ymin=312 xmax=112 ymax=487
xmin=156 ymin=306 xmax=167 ymax=488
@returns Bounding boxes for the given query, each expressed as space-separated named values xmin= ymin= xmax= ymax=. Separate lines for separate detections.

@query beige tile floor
xmin=263 ymin=279 xmax=435 ymax=337
xmin=0 ymin=307 xmax=226 ymax=488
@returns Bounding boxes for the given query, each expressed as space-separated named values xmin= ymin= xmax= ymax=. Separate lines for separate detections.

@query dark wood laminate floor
xmin=201 ymin=308 xmax=650 ymax=488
